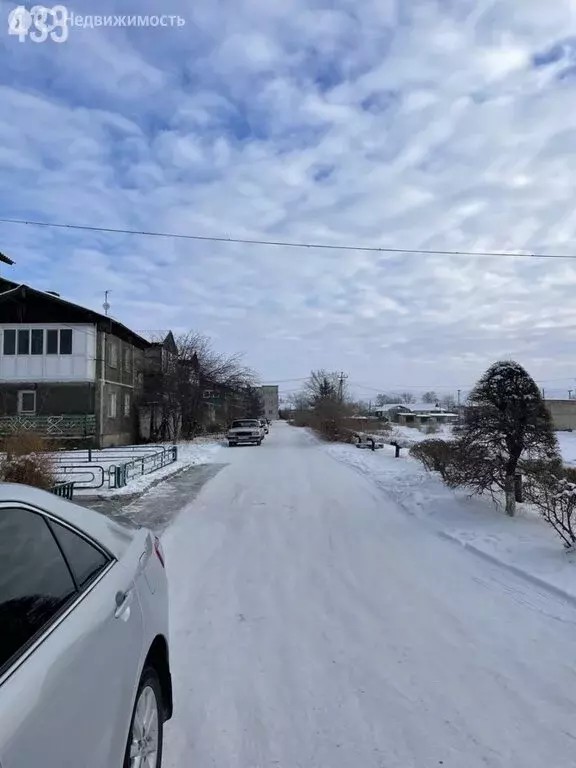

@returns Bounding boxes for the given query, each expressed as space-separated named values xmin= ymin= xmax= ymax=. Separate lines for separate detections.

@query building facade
xmin=138 ymin=331 xmax=181 ymax=442
xmin=544 ymin=400 xmax=576 ymax=431
xmin=260 ymin=384 xmax=279 ymax=421
xmin=0 ymin=279 xmax=150 ymax=447
xmin=375 ymin=402 xmax=458 ymax=428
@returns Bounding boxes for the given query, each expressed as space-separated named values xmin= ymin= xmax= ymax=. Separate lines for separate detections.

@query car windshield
xmin=231 ymin=420 xmax=259 ymax=428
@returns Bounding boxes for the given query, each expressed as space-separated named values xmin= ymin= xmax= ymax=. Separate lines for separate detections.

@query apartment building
xmin=0 ymin=278 xmax=150 ymax=446
xmin=260 ymin=384 xmax=279 ymax=420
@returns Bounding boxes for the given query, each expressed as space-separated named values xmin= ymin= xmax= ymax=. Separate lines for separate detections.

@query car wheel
xmin=229 ymin=442 xmax=236 ymax=447
xmin=124 ymin=667 xmax=164 ymax=768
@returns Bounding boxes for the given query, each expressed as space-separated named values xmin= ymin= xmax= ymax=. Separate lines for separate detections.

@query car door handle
xmin=114 ymin=589 xmax=133 ymax=620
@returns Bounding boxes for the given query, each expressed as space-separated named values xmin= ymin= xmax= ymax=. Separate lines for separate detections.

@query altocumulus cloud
xmin=1 ymin=0 xmax=576 ymax=395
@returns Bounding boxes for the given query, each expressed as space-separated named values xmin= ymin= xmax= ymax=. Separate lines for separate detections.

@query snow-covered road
xmin=162 ymin=422 xmax=576 ymax=768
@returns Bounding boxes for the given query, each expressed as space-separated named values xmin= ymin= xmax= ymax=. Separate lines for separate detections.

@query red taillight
xmin=154 ymin=537 xmax=165 ymax=568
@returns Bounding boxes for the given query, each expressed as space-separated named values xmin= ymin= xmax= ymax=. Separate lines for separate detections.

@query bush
xmin=0 ymin=432 xmax=56 ymax=490
xmin=410 ymin=439 xmax=455 ymax=478
xmin=523 ymin=460 xmax=576 ymax=548
xmin=206 ymin=422 xmax=225 ymax=434
xmin=411 ymin=437 xmax=505 ymax=499
xmin=424 ymin=422 xmax=438 ymax=435
xmin=2 ymin=431 xmax=54 ymax=457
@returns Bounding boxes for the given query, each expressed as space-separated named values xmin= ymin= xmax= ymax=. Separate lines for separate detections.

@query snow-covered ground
xmin=161 ymin=422 xmax=576 ymax=767
xmin=54 ymin=441 xmax=222 ymax=496
xmin=556 ymin=430 xmax=576 ymax=466
xmin=376 ymin=423 xmax=576 ymax=467
xmin=327 ymin=440 xmax=576 ymax=601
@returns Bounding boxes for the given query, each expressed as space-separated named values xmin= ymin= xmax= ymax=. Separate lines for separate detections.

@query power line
xmin=1 ymin=216 xmax=576 ymax=260
xmin=353 ymin=377 xmax=576 ymax=393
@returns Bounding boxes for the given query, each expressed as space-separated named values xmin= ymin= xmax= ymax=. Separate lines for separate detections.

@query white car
xmin=0 ymin=483 xmax=172 ymax=768
xmin=227 ymin=419 xmax=263 ymax=446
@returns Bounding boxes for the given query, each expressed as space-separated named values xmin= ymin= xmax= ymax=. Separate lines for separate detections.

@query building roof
xmin=0 ymin=279 xmax=151 ymax=349
xmin=0 ymin=251 xmax=14 ymax=266
xmin=375 ymin=402 xmax=455 ymax=414
xmin=404 ymin=410 xmax=458 ymax=417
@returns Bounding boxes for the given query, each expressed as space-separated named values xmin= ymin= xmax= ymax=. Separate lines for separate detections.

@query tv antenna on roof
xmin=103 ymin=290 xmax=111 ymax=316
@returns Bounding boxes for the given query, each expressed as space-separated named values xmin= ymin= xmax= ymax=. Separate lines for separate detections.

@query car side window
xmin=48 ymin=520 xmax=110 ymax=589
xmin=0 ymin=507 xmax=76 ymax=673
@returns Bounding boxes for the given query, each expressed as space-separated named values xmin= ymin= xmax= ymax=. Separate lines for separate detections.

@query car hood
xmin=0 ymin=483 xmax=137 ymax=558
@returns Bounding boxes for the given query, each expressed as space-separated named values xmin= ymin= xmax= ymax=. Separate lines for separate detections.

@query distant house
xmin=375 ymin=402 xmax=459 ymax=428
xmin=137 ymin=330 xmax=180 ymax=442
xmin=0 ymin=278 xmax=150 ymax=446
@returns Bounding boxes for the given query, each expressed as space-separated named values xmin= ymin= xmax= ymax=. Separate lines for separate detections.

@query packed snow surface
xmin=162 ymin=422 xmax=576 ymax=768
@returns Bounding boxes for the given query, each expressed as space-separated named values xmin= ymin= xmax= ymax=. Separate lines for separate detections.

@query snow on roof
xmin=376 ymin=402 xmax=454 ymax=413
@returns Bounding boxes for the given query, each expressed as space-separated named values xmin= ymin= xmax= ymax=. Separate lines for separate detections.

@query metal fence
xmin=49 ymin=481 xmax=75 ymax=500
xmin=0 ymin=414 xmax=96 ymax=437
xmin=110 ymin=446 xmax=178 ymax=489
xmin=54 ymin=445 xmax=178 ymax=491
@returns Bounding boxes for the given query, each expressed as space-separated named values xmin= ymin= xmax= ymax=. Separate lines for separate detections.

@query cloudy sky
xmin=1 ymin=0 xmax=576 ymax=400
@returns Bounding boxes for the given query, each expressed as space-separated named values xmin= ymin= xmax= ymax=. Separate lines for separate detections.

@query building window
xmin=46 ymin=329 xmax=58 ymax=354
xmin=124 ymin=393 xmax=131 ymax=417
xmin=59 ymin=329 xmax=73 ymax=355
xmin=108 ymin=392 xmax=117 ymax=418
xmin=17 ymin=390 xmax=36 ymax=414
xmin=3 ymin=329 xmax=15 ymax=355
xmin=31 ymin=329 xmax=44 ymax=355
xmin=123 ymin=348 xmax=131 ymax=373
xmin=109 ymin=342 xmax=118 ymax=368
xmin=17 ymin=329 xmax=30 ymax=355
xmin=45 ymin=328 xmax=73 ymax=355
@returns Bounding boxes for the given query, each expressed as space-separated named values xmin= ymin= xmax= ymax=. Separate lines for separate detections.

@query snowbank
xmin=326 ymin=442 xmax=576 ymax=602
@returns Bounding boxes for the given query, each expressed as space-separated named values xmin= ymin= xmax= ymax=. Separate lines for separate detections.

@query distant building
xmin=544 ymin=399 xmax=576 ymax=431
xmin=260 ymin=385 xmax=279 ymax=420
xmin=375 ymin=402 xmax=459 ymax=428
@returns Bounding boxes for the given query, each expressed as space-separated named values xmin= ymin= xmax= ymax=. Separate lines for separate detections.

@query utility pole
xmin=457 ymin=389 xmax=461 ymax=425
xmin=569 ymin=390 xmax=573 ymax=400
xmin=337 ymin=371 xmax=348 ymax=403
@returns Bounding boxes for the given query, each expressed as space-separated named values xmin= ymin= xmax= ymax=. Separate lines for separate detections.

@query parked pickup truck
xmin=228 ymin=419 xmax=264 ymax=446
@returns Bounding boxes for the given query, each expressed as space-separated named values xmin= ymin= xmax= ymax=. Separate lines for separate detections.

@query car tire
xmin=124 ymin=666 xmax=164 ymax=768
xmin=229 ymin=442 xmax=236 ymax=447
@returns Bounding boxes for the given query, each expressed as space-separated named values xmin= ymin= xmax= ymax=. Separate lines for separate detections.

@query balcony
xmin=0 ymin=414 xmax=96 ymax=438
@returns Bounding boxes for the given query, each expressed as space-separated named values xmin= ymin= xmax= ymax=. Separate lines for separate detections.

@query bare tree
xmin=398 ymin=391 xmax=416 ymax=404
xmin=422 ymin=391 xmax=439 ymax=404
xmin=304 ymin=370 xmax=342 ymax=406
xmin=375 ymin=393 xmax=401 ymax=406
xmin=174 ymin=332 xmax=257 ymax=434
xmin=294 ymin=370 xmax=353 ymax=439
xmin=140 ymin=331 xmax=258 ymax=440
